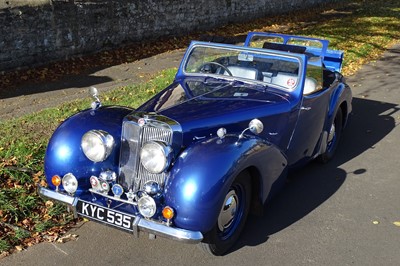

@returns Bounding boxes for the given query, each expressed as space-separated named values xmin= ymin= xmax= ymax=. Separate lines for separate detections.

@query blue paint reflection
xmin=183 ymin=180 xmax=197 ymax=200
xmin=57 ymin=145 xmax=72 ymax=161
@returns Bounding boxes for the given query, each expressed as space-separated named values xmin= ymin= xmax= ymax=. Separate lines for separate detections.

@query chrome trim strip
xmin=137 ymin=218 xmax=203 ymax=244
xmin=37 ymin=185 xmax=76 ymax=205
xmin=88 ymin=188 xmax=138 ymax=206
xmin=37 ymin=186 xmax=203 ymax=244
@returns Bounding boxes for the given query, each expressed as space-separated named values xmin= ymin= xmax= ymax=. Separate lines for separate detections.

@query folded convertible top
xmin=245 ymin=32 xmax=344 ymax=72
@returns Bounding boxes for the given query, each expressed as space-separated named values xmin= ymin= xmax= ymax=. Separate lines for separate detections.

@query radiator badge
xmin=138 ymin=118 xmax=146 ymax=127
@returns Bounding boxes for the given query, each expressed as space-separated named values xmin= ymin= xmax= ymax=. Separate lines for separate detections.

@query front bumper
xmin=38 ymin=186 xmax=203 ymax=244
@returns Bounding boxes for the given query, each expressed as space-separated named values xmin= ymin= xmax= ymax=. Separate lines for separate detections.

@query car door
xmin=285 ymin=56 xmax=333 ymax=166
xmin=286 ymin=88 xmax=332 ymax=166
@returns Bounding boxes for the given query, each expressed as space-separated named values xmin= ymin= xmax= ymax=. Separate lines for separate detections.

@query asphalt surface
xmin=1 ymin=44 xmax=400 ymax=265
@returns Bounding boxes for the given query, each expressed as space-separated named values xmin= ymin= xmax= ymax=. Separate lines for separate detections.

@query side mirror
xmin=249 ymin=119 xmax=264 ymax=135
xmin=236 ymin=118 xmax=264 ymax=145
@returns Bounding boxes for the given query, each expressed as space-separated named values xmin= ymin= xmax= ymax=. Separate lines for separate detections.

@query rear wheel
xmin=319 ymin=108 xmax=343 ymax=163
xmin=199 ymin=171 xmax=251 ymax=255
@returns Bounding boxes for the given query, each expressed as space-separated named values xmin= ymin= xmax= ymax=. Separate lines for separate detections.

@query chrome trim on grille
xmin=119 ymin=114 xmax=177 ymax=191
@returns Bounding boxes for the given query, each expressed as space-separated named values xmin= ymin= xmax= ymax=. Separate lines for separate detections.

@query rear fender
xmin=318 ymin=82 xmax=351 ymax=155
xmin=327 ymin=82 xmax=351 ymax=130
xmin=164 ymin=135 xmax=287 ymax=232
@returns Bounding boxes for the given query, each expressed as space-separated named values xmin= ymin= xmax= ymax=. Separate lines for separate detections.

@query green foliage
xmin=34 ymin=221 xmax=55 ymax=233
xmin=0 ymin=239 xmax=11 ymax=253
xmin=14 ymin=228 xmax=31 ymax=240
xmin=47 ymin=203 xmax=71 ymax=217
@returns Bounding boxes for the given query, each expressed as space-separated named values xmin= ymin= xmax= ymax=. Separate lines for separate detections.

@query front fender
xmin=164 ymin=135 xmax=287 ymax=233
xmin=44 ymin=106 xmax=133 ymax=193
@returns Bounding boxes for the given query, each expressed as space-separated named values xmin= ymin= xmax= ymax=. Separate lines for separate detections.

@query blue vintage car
xmin=38 ymin=32 xmax=352 ymax=255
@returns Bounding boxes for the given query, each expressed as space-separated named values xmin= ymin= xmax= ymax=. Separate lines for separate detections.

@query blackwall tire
xmin=198 ymin=171 xmax=251 ymax=256
xmin=319 ymin=108 xmax=343 ymax=163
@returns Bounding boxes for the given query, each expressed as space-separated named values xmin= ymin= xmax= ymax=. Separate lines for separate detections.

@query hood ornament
xmin=89 ymin=86 xmax=102 ymax=110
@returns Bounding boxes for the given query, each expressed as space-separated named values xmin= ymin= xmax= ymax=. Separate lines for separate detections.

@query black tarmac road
xmin=1 ymin=44 xmax=399 ymax=266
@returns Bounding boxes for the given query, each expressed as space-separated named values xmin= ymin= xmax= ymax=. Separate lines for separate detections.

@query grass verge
xmin=0 ymin=69 xmax=175 ymax=255
xmin=0 ymin=0 xmax=399 ymax=256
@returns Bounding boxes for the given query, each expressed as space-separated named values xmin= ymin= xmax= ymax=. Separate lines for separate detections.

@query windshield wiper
xmin=231 ymin=79 xmax=268 ymax=93
xmin=203 ymin=76 xmax=233 ymax=85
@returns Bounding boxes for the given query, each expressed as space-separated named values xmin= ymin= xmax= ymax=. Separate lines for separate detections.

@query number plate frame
xmin=76 ymin=200 xmax=136 ymax=232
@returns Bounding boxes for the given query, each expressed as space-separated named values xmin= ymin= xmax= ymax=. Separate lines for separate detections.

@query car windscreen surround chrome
xmin=182 ymin=43 xmax=304 ymax=92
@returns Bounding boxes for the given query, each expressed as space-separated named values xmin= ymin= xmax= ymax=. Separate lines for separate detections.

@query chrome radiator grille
xmin=119 ymin=120 xmax=173 ymax=191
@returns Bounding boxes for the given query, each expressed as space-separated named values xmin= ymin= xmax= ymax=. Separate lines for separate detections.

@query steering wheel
xmin=198 ymin=62 xmax=233 ymax=76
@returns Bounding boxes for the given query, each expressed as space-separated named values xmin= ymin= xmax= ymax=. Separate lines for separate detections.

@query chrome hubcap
xmin=217 ymin=190 xmax=238 ymax=232
xmin=328 ymin=123 xmax=336 ymax=143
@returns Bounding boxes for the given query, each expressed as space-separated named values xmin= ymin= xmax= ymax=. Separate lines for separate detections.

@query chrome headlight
xmin=81 ymin=130 xmax=114 ymax=162
xmin=138 ymin=195 xmax=157 ymax=218
xmin=140 ymin=141 xmax=172 ymax=174
xmin=62 ymin=173 xmax=78 ymax=194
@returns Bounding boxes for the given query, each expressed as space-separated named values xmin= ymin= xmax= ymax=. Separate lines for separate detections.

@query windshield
xmin=184 ymin=45 xmax=301 ymax=91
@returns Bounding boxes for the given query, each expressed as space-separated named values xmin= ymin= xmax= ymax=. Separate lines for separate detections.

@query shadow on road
xmin=0 ymin=73 xmax=113 ymax=99
xmin=230 ymin=96 xmax=398 ymax=253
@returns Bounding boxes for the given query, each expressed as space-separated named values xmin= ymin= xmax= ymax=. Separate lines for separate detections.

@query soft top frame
xmin=245 ymin=32 xmax=344 ymax=72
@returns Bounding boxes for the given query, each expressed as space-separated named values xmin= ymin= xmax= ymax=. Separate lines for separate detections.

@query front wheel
xmin=319 ymin=108 xmax=343 ymax=163
xmin=198 ymin=171 xmax=251 ymax=255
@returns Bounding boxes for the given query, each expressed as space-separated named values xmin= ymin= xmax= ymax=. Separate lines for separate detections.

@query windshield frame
xmin=178 ymin=42 xmax=306 ymax=93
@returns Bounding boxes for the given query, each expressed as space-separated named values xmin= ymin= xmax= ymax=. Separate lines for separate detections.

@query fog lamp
xmin=99 ymin=170 xmax=117 ymax=182
xmin=62 ymin=173 xmax=78 ymax=194
xmin=138 ymin=195 xmax=157 ymax=218
xmin=143 ymin=181 xmax=161 ymax=196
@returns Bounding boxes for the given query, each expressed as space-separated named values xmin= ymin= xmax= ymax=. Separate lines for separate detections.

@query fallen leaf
xmin=0 ymin=252 xmax=10 ymax=259
xmin=372 ymin=221 xmax=379 ymax=225
xmin=45 ymin=201 xmax=54 ymax=208
xmin=393 ymin=221 xmax=400 ymax=227
xmin=56 ymin=234 xmax=78 ymax=243
xmin=40 ymin=180 xmax=47 ymax=187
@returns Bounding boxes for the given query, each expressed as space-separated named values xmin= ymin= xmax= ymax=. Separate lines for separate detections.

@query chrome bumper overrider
xmin=37 ymin=186 xmax=203 ymax=244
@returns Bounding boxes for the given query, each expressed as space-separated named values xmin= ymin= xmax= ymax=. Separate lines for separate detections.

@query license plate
xmin=76 ymin=200 xmax=135 ymax=232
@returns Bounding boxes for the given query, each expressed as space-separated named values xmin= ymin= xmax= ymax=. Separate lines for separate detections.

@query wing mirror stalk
xmin=236 ymin=119 xmax=264 ymax=145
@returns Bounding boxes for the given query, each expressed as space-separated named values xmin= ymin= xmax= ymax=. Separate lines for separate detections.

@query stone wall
xmin=0 ymin=0 xmax=339 ymax=71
